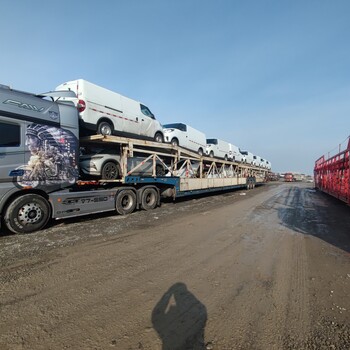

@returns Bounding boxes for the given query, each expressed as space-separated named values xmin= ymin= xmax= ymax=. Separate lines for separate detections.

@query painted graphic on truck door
xmin=13 ymin=123 xmax=78 ymax=189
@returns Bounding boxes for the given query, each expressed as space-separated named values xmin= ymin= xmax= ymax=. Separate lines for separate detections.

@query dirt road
xmin=0 ymin=183 xmax=349 ymax=349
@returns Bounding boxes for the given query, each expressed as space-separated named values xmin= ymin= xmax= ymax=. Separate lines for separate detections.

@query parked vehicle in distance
xmin=239 ymin=150 xmax=254 ymax=164
xmin=80 ymin=147 xmax=165 ymax=180
xmin=206 ymin=138 xmax=231 ymax=160
xmin=230 ymin=143 xmax=244 ymax=162
xmin=56 ymin=79 xmax=164 ymax=142
xmin=163 ymin=123 xmax=206 ymax=155
xmin=284 ymin=172 xmax=295 ymax=182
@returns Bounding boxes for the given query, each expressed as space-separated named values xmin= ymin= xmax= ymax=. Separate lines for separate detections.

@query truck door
xmin=0 ymin=118 xmax=25 ymax=188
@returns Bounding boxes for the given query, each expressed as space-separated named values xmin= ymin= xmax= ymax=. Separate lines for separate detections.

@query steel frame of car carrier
xmin=2 ymin=134 xmax=269 ymax=234
xmin=314 ymin=137 xmax=350 ymax=205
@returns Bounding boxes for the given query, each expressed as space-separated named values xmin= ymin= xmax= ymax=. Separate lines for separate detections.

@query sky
xmin=1 ymin=0 xmax=349 ymax=174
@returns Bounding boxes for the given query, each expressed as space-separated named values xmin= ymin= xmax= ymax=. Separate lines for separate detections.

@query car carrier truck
xmin=0 ymin=83 xmax=268 ymax=234
xmin=314 ymin=137 xmax=350 ymax=205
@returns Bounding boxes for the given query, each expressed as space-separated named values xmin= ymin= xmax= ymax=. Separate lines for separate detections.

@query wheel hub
xmin=18 ymin=203 xmax=42 ymax=225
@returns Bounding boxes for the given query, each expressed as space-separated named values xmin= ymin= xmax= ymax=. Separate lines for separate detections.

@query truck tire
xmin=154 ymin=132 xmax=164 ymax=143
xmin=101 ymin=161 xmax=120 ymax=180
xmin=210 ymin=151 xmax=214 ymax=158
xmin=115 ymin=189 xmax=137 ymax=215
xmin=97 ymin=121 xmax=113 ymax=136
xmin=4 ymin=194 xmax=51 ymax=234
xmin=141 ymin=187 xmax=159 ymax=211
xmin=198 ymin=148 xmax=204 ymax=156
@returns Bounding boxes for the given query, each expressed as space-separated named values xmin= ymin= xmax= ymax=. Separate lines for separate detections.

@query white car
xmin=79 ymin=147 xmax=166 ymax=179
xmin=163 ymin=123 xmax=206 ymax=156
xmin=56 ymin=79 xmax=164 ymax=142
xmin=230 ymin=143 xmax=244 ymax=162
xmin=206 ymin=138 xmax=231 ymax=160
xmin=239 ymin=150 xmax=254 ymax=164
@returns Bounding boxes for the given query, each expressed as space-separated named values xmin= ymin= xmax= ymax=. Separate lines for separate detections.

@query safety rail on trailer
xmin=314 ymin=137 xmax=350 ymax=205
xmin=80 ymin=134 xmax=268 ymax=184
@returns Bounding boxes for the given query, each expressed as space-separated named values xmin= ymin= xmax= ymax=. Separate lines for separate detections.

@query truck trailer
xmin=0 ymin=84 xmax=268 ymax=234
xmin=314 ymin=138 xmax=350 ymax=205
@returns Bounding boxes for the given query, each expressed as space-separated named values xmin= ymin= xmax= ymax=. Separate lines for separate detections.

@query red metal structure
xmin=314 ymin=137 xmax=350 ymax=205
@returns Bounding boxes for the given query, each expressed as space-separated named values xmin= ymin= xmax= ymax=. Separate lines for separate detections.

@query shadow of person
xmin=152 ymin=282 xmax=207 ymax=350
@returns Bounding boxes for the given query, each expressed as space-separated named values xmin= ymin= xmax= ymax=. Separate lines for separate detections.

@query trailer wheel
xmin=3 ymin=194 xmax=51 ymax=234
xmin=115 ymin=190 xmax=137 ymax=215
xmin=97 ymin=121 xmax=113 ymax=136
xmin=141 ymin=188 xmax=159 ymax=211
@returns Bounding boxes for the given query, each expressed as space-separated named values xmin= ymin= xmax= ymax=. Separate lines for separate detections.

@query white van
xmin=265 ymin=160 xmax=272 ymax=170
xmin=55 ymin=79 xmax=164 ymax=142
xmin=206 ymin=138 xmax=231 ymax=160
xmin=253 ymin=155 xmax=265 ymax=167
xmin=163 ymin=123 xmax=206 ymax=155
xmin=229 ymin=143 xmax=243 ymax=162
xmin=240 ymin=150 xmax=254 ymax=164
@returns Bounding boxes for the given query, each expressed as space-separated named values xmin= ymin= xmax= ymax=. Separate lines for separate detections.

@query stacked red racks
xmin=314 ymin=138 xmax=350 ymax=205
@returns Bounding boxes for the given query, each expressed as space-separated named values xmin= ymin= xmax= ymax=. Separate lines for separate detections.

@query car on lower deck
xmin=79 ymin=147 xmax=166 ymax=180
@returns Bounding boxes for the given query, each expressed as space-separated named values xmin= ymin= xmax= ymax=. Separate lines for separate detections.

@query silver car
xmin=80 ymin=147 xmax=166 ymax=180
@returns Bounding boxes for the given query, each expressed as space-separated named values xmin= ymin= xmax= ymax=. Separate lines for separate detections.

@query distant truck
xmin=284 ymin=173 xmax=294 ymax=182
xmin=56 ymin=79 xmax=164 ymax=142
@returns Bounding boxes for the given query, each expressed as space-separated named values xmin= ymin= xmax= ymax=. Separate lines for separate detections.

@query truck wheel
xmin=4 ymin=194 xmax=51 ymax=234
xmin=141 ymin=187 xmax=159 ymax=211
xmin=115 ymin=190 xmax=137 ymax=215
xmin=198 ymin=148 xmax=203 ymax=156
xmin=224 ymin=155 xmax=228 ymax=161
xmin=210 ymin=151 xmax=214 ymax=158
xmin=97 ymin=121 xmax=113 ymax=136
xmin=101 ymin=162 xmax=120 ymax=180
xmin=154 ymin=132 xmax=164 ymax=143
xmin=171 ymin=138 xmax=179 ymax=147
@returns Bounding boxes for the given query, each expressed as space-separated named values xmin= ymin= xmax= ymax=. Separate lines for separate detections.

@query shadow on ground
xmin=152 ymin=282 xmax=208 ymax=350
xmin=278 ymin=186 xmax=350 ymax=253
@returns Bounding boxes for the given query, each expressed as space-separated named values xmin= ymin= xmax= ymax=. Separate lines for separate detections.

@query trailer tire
xmin=4 ymin=194 xmax=51 ymax=234
xmin=141 ymin=187 xmax=159 ymax=211
xmin=115 ymin=190 xmax=137 ymax=215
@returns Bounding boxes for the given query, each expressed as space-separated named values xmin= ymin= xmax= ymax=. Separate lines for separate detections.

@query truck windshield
xmin=206 ymin=139 xmax=218 ymax=145
xmin=163 ymin=123 xmax=187 ymax=132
